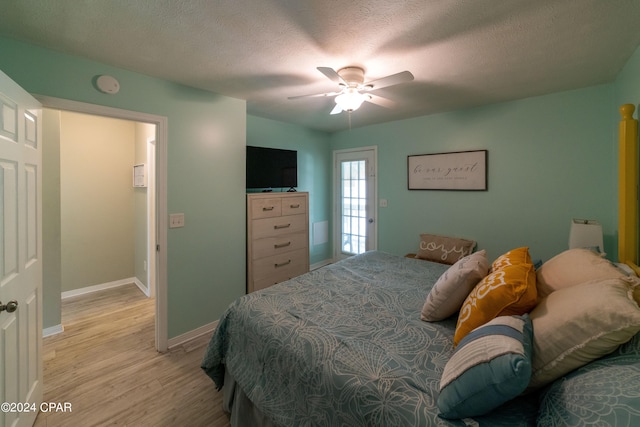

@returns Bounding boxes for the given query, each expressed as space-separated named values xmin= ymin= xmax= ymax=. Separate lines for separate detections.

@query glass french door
xmin=334 ymin=147 xmax=377 ymax=260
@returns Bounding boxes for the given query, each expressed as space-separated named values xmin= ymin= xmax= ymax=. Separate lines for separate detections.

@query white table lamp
xmin=569 ymin=219 xmax=604 ymax=255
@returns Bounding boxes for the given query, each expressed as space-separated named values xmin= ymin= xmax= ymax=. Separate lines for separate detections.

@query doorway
xmin=38 ymin=95 xmax=168 ymax=352
xmin=55 ymin=111 xmax=154 ymax=298
xmin=333 ymin=146 xmax=378 ymax=260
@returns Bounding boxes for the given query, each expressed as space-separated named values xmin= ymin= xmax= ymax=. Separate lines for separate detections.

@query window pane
xmin=341 ymin=159 xmax=367 ymax=255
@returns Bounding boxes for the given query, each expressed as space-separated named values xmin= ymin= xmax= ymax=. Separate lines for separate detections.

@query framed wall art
xmin=408 ymin=150 xmax=487 ymax=190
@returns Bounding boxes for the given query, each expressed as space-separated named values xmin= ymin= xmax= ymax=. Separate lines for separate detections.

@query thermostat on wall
xmin=96 ymin=75 xmax=120 ymax=94
xmin=133 ymin=164 xmax=147 ymax=187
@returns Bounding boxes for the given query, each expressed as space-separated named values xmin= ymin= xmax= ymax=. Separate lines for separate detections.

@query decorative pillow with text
xmin=454 ymin=248 xmax=536 ymax=346
xmin=416 ymin=234 xmax=476 ymax=265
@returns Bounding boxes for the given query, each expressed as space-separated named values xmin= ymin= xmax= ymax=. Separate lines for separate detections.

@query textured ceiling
xmin=1 ymin=1 xmax=640 ymax=132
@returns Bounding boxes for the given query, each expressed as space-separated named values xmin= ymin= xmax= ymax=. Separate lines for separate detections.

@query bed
xmin=202 ymin=248 xmax=640 ymax=426
xmin=203 ymin=250 xmax=536 ymax=426
xmin=202 ymin=106 xmax=640 ymax=425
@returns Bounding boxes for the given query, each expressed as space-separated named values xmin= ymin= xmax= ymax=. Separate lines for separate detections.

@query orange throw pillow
xmin=454 ymin=262 xmax=537 ymax=346
xmin=491 ymin=247 xmax=532 ymax=272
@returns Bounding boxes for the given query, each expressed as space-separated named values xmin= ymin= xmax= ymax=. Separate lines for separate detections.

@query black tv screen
xmin=246 ymin=146 xmax=297 ymax=190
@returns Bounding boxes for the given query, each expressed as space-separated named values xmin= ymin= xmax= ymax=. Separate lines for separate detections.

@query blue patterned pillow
xmin=437 ymin=314 xmax=533 ymax=419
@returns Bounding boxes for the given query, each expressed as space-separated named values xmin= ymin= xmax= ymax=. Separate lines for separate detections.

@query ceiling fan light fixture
xmin=335 ymin=88 xmax=366 ymax=112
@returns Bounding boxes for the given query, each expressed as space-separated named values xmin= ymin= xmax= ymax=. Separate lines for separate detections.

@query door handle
xmin=368 ymin=218 xmax=374 ymax=223
xmin=0 ymin=300 xmax=18 ymax=313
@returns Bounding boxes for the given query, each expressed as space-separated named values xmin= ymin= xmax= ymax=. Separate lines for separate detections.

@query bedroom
xmin=1 ymin=1 xmax=640 ymax=425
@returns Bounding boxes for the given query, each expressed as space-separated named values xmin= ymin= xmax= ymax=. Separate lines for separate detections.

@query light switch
xmin=380 ymin=199 xmax=388 ymax=208
xmin=169 ymin=213 xmax=185 ymax=228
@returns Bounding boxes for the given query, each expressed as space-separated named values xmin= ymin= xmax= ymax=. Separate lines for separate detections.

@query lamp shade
xmin=569 ymin=219 xmax=604 ymax=255
xmin=335 ymin=89 xmax=366 ymax=112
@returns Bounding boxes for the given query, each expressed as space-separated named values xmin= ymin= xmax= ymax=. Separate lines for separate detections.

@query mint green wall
xmin=330 ymin=85 xmax=617 ymax=263
xmin=0 ymin=37 xmax=246 ymax=337
xmin=616 ymin=45 xmax=640 ymax=108
xmin=614 ymin=44 xmax=640 ymax=262
xmin=247 ymin=116 xmax=332 ymax=264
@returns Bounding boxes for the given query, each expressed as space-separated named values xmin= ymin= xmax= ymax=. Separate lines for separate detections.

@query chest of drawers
xmin=247 ymin=192 xmax=309 ymax=293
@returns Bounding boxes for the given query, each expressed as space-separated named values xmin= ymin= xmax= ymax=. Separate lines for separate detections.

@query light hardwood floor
xmin=34 ymin=284 xmax=230 ymax=427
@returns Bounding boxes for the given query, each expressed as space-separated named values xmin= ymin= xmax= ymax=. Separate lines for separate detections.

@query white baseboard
xmin=133 ymin=277 xmax=150 ymax=297
xmin=43 ymin=324 xmax=64 ymax=337
xmin=167 ymin=320 xmax=219 ymax=350
xmin=311 ymin=258 xmax=333 ymax=271
xmin=61 ymin=277 xmax=142 ymax=299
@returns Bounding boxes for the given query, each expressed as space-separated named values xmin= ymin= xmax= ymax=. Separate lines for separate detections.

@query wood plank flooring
xmin=34 ymin=284 xmax=230 ymax=427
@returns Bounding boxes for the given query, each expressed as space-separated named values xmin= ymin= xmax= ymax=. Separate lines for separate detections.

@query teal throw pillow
xmin=437 ymin=314 xmax=533 ymax=419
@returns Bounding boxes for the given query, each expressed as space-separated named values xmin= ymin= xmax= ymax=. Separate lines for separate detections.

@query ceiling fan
xmin=288 ymin=66 xmax=414 ymax=115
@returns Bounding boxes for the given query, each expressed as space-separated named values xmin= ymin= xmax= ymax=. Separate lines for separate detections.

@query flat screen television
xmin=246 ymin=146 xmax=298 ymax=191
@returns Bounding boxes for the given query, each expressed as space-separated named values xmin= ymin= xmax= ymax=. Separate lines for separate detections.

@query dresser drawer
xmin=281 ymin=196 xmax=307 ymax=216
xmin=252 ymin=263 xmax=308 ymax=292
xmin=252 ymin=232 xmax=308 ymax=260
xmin=251 ymin=214 xmax=306 ymax=239
xmin=251 ymin=249 xmax=308 ymax=291
xmin=250 ymin=197 xmax=282 ymax=219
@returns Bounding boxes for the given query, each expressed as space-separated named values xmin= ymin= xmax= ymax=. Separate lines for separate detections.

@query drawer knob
xmin=262 ymin=206 xmax=275 ymax=211
xmin=290 ymin=204 xmax=300 ymax=208
xmin=274 ymin=223 xmax=291 ymax=229
xmin=274 ymin=260 xmax=292 ymax=268
xmin=274 ymin=241 xmax=291 ymax=249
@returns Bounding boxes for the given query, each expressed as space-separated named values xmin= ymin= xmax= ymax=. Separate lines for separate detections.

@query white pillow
xmin=528 ymin=276 xmax=640 ymax=390
xmin=536 ymin=248 xmax=626 ymax=299
xmin=421 ymin=250 xmax=489 ymax=321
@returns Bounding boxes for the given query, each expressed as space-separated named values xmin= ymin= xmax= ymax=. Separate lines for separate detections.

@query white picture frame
xmin=408 ymin=150 xmax=487 ymax=190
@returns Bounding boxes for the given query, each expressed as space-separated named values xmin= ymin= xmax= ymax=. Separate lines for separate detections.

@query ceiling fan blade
xmin=363 ymin=71 xmax=414 ymax=91
xmin=364 ymin=94 xmax=396 ymax=109
xmin=330 ymin=104 xmax=343 ymax=115
xmin=288 ymin=91 xmax=342 ymax=100
xmin=317 ymin=67 xmax=347 ymax=85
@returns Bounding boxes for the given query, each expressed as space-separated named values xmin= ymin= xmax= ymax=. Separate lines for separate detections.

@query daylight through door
xmin=334 ymin=147 xmax=377 ymax=260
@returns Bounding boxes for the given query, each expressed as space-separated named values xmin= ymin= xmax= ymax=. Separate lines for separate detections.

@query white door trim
xmin=332 ymin=146 xmax=378 ymax=260
xmin=34 ymin=95 xmax=169 ymax=352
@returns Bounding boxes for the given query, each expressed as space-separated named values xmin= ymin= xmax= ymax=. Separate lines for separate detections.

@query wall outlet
xmin=169 ymin=213 xmax=185 ymax=228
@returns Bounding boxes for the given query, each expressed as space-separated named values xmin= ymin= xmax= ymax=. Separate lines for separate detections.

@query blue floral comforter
xmin=201 ymin=251 xmax=539 ymax=426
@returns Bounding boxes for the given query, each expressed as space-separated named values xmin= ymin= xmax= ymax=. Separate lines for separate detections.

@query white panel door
xmin=0 ymin=70 xmax=43 ymax=427
xmin=334 ymin=147 xmax=377 ymax=260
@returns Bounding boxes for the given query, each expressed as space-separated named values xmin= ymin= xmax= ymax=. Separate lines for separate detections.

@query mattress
xmin=202 ymin=251 xmax=539 ymax=426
